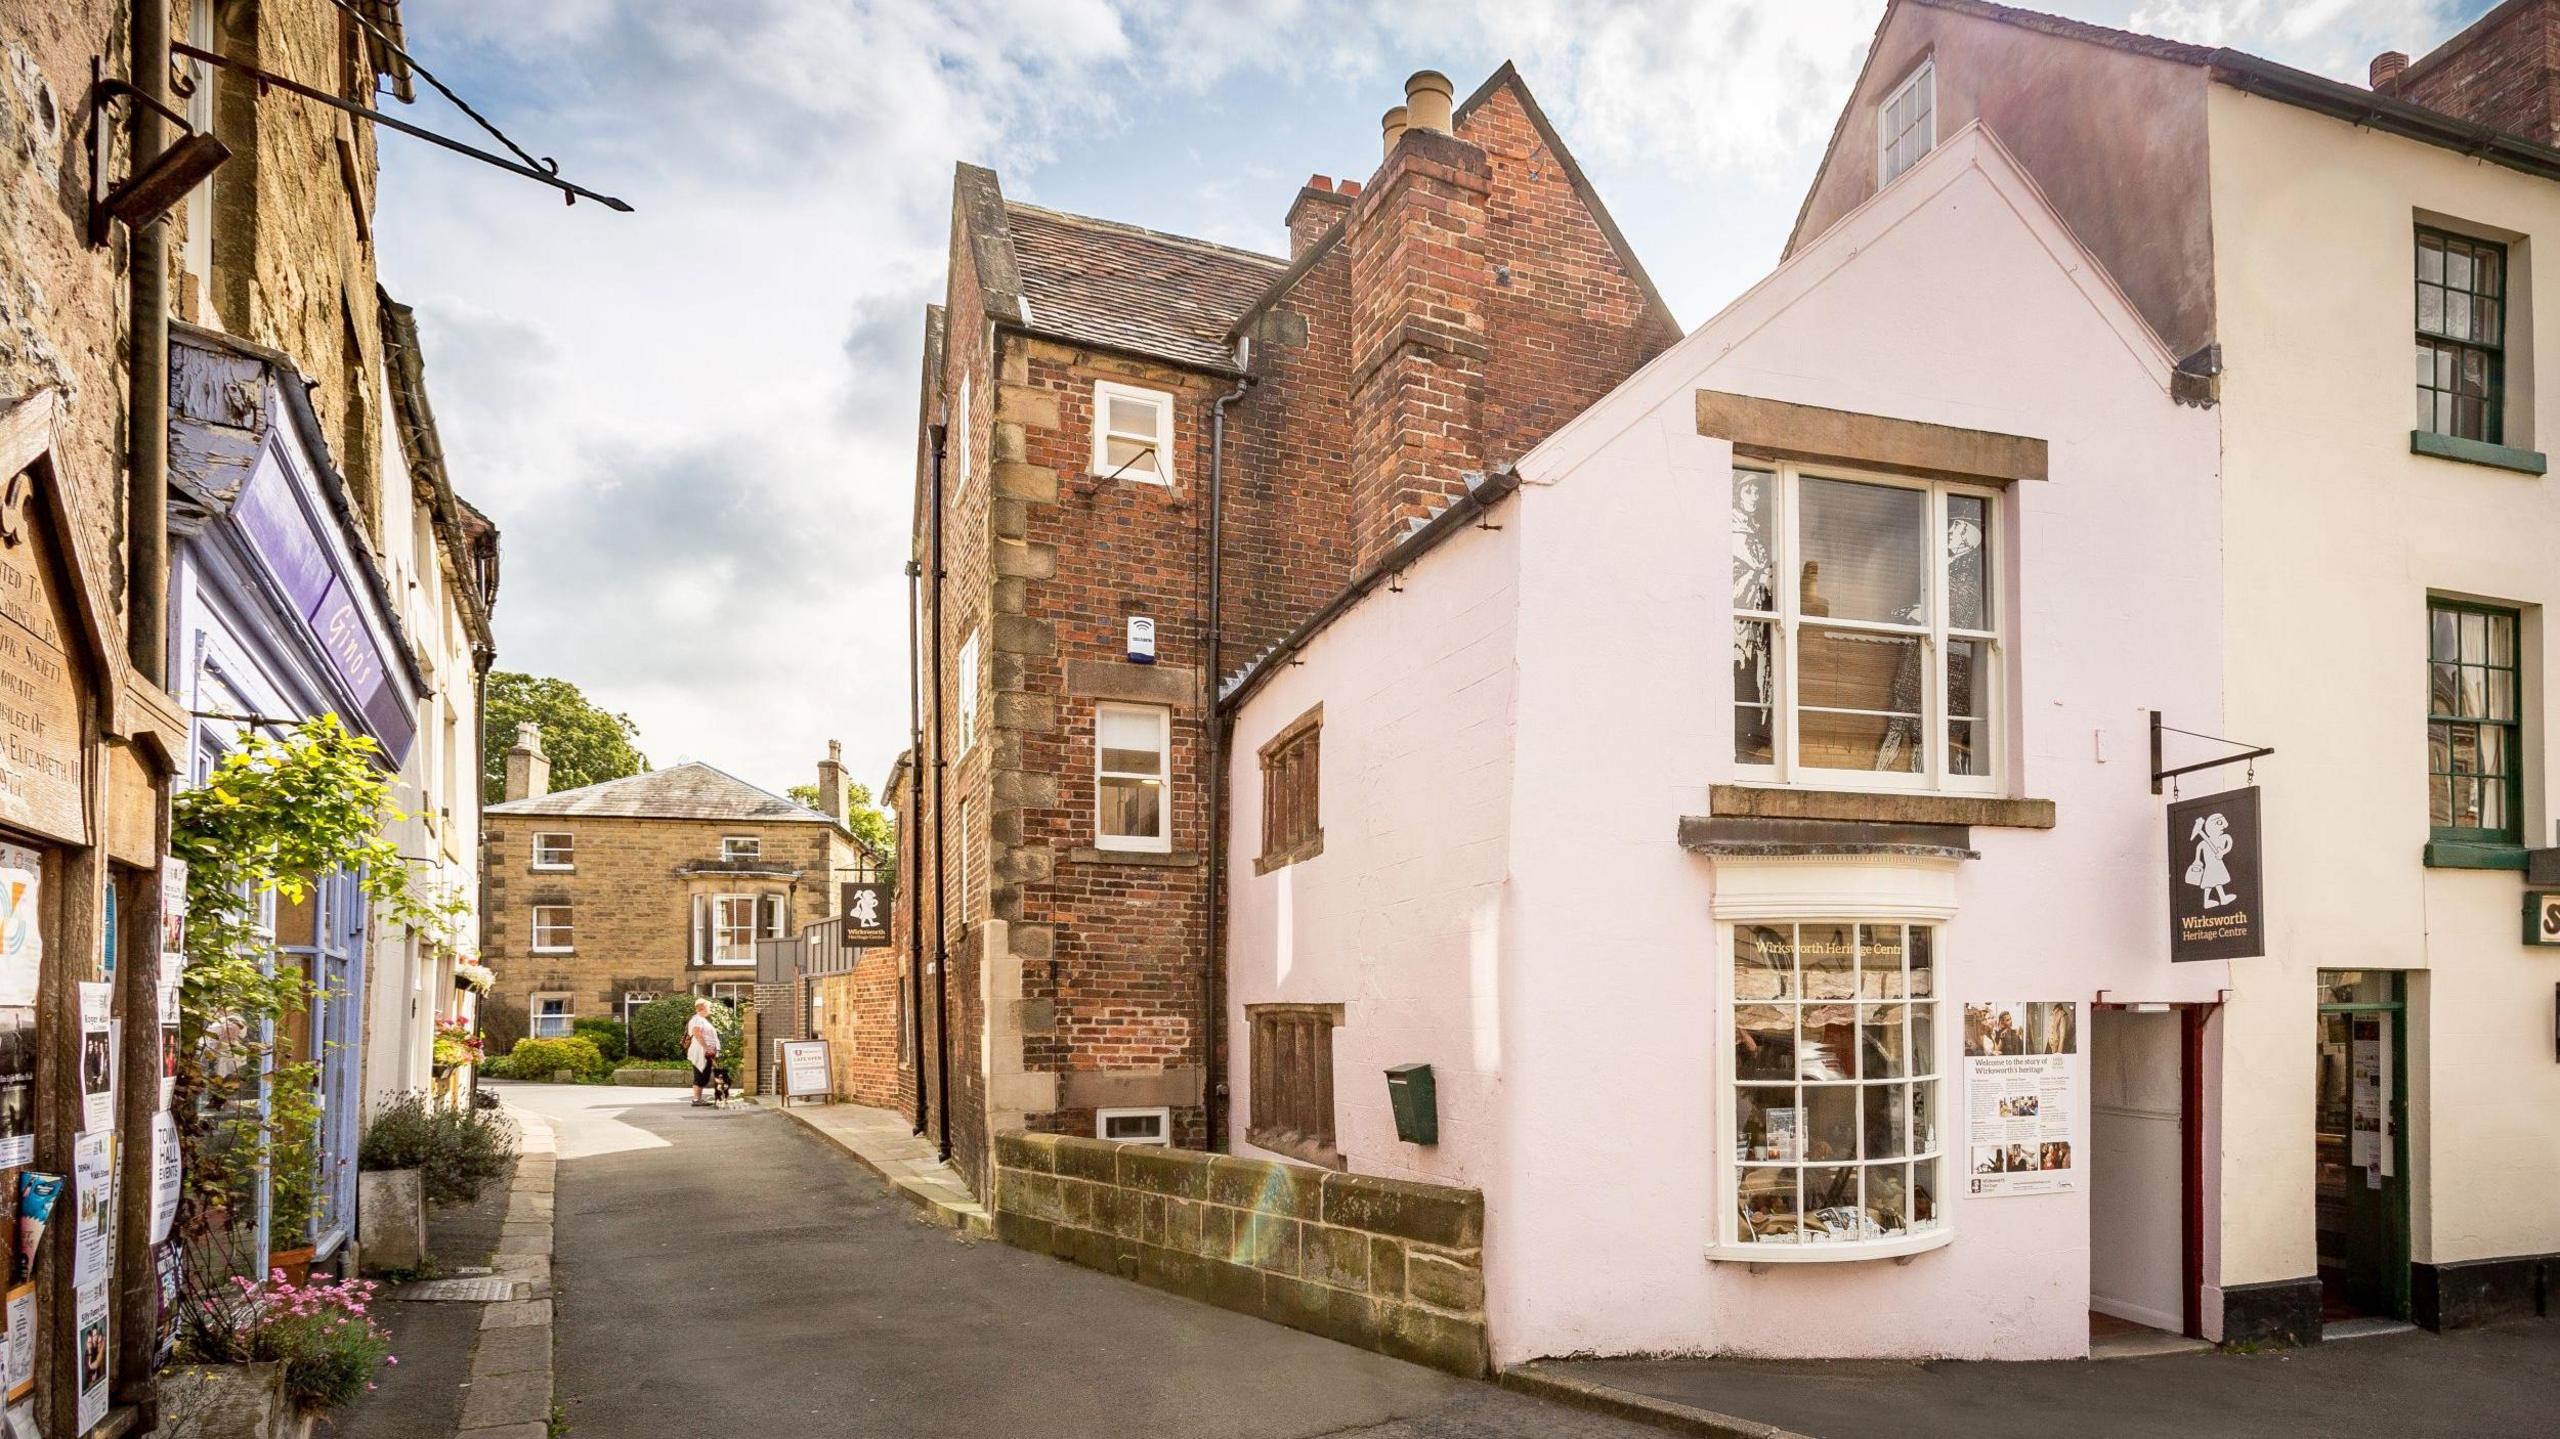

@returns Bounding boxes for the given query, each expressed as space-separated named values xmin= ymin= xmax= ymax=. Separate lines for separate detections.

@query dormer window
xmin=1093 ymin=381 xmax=1173 ymax=484
xmin=722 ymin=835 xmax=760 ymax=861
xmin=1878 ymin=59 xmax=1936 ymax=186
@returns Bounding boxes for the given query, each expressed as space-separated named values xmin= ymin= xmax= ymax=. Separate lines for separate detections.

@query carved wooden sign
xmin=0 ymin=469 xmax=86 ymax=844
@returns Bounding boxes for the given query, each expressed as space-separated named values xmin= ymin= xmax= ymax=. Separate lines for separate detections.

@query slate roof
xmin=1003 ymin=202 xmax=1287 ymax=372
xmin=486 ymin=761 xmax=838 ymax=824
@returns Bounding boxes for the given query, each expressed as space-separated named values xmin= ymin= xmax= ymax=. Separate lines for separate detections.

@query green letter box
xmin=1384 ymin=1062 xmax=1437 ymax=1145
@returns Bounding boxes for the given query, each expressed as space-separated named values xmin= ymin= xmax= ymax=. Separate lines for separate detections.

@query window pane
xmin=2488 ymin=611 xmax=2515 ymax=664
xmin=1105 ymin=434 xmax=1159 ymax=475
xmin=1735 ymin=1005 xmax=1796 ymax=1081
xmin=2482 ymin=771 xmax=2507 ymax=832
xmin=1907 ymin=926 xmax=1933 ymax=998
xmin=1911 ymin=1160 xmax=1939 ymax=1229
xmin=1800 ymin=1005 xmax=1855 ymax=1082
xmin=1737 ymin=1168 xmax=1800 ymax=1244
xmin=1800 ymin=925 xmax=1854 ymax=999
xmin=2488 ymin=668 xmax=2514 ymax=721
xmin=1732 ymin=469 xmax=1775 ymax=612
xmin=2418 ymin=283 xmax=2444 ymax=335
xmin=1911 ymin=1004 xmax=1936 ymax=1076
xmin=1798 ymin=477 xmax=1928 ymax=624
xmin=1108 ymin=393 xmax=1162 ymax=438
xmin=2447 ymin=245 xmax=2473 ymax=292
xmin=2431 ymin=774 xmax=2453 ymax=827
xmin=1946 ymin=495 xmax=1989 ymax=630
xmin=1804 ymin=1089 xmax=1857 ymax=1165
xmin=1948 ymin=719 xmax=1983 ymax=778
xmin=1737 ymin=1086 xmax=1799 ymax=1161
xmin=1734 ymin=924 xmax=1793 ymax=1000
xmin=2478 ymin=247 xmax=2503 ymax=298
xmin=1801 ymin=1167 xmax=1864 ymax=1241
xmin=1864 ymin=1083 xmax=1909 ymax=1159
xmin=2418 ymin=233 xmax=2444 ymax=283
xmin=2431 ymin=608 xmax=2458 ymax=662
xmin=1858 ymin=924 xmax=1906 ymax=997
xmin=1101 ymin=777 xmax=1162 ymax=838
xmin=1866 ymin=1162 xmax=1909 ymax=1234
xmin=1861 ymin=1006 xmax=1909 ymax=1078
xmin=2430 ymin=662 xmax=2459 ymax=717
xmin=1734 ymin=619 xmax=1774 ymax=765
xmin=1099 ymin=709 xmax=1163 ymax=771
xmin=2452 ymin=776 xmax=2479 ymax=827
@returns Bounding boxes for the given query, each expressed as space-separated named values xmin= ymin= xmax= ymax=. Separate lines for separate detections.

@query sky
xmin=374 ymin=0 xmax=2495 ymax=800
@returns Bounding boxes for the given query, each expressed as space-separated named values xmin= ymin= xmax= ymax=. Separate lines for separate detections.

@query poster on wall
xmin=75 ymin=1275 xmax=106 ymax=1432
xmin=2349 ymin=1014 xmax=2393 ymax=1189
xmin=149 ymin=1110 xmax=181 ymax=1246
xmin=1962 ymin=1000 xmax=2078 ymax=1197
xmin=71 ymin=1131 xmax=111 ymax=1288
xmin=0 ymin=1012 xmax=30 ymax=1169
xmin=2167 ymin=786 xmax=2265 ymax=960
xmin=0 ymin=850 xmax=37 ymax=1009
xmin=78 ymin=981 xmax=113 ymax=1133
xmin=3 ymin=1282 xmax=28 ymax=1400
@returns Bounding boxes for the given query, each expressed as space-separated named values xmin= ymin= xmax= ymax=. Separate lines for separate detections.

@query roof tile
xmin=1005 ymin=203 xmax=1286 ymax=371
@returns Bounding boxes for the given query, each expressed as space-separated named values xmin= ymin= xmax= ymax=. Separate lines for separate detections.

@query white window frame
xmin=531 ymin=831 xmax=575 ymax=871
xmin=531 ymin=905 xmax=574 ymax=954
xmin=1094 ymin=702 xmax=1173 ymax=853
xmin=1732 ymin=461 xmax=2002 ymax=796
xmin=1877 ymin=58 xmax=1936 ymax=186
xmin=1092 ymin=381 xmax=1173 ymax=485
xmin=621 ymin=991 xmax=659 ymax=1026
xmin=1097 ymin=1106 xmax=1172 ymax=1146
xmin=530 ymin=993 xmax=574 ymax=1039
xmin=708 ymin=893 xmax=772 ymax=967
xmin=1713 ymin=915 xmax=1951 ymax=1263
xmin=955 ymin=629 xmax=980 ymax=756
xmin=705 ymin=981 xmax=752 ymax=1009
xmin=721 ymin=834 xmax=761 ymax=862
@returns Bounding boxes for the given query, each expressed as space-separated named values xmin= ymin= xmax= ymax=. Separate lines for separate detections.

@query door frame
xmin=2316 ymin=971 xmax=2411 ymax=1321
xmin=2092 ymin=998 xmax=2217 ymax=1339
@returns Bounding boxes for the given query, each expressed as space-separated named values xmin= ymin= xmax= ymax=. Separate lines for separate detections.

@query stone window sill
xmin=1707 ymin=1226 xmax=1952 ymax=1266
xmin=2423 ymin=839 xmax=2528 ymax=871
xmin=1067 ymin=847 xmax=1200 ymax=868
xmin=1255 ymin=834 xmax=1325 ymax=875
xmin=1708 ymin=784 xmax=2055 ymax=829
xmin=2410 ymin=430 xmax=2547 ymax=476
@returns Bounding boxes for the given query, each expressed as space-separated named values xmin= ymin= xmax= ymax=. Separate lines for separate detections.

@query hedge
xmin=508 ymin=1036 xmax=607 ymax=1083
xmin=629 ymin=994 xmax=741 ymax=1063
xmin=570 ymin=1016 xmax=627 ymax=1065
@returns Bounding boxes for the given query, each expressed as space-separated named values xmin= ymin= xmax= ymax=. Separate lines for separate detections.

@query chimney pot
xmin=817 ymin=739 xmax=848 ymax=822
xmin=503 ymin=723 xmax=551 ymax=801
xmin=1404 ymin=70 xmax=1455 ymax=136
xmin=1337 ymin=179 xmax=1361 ymax=196
xmin=1381 ymin=105 xmax=1409 ymax=158
xmin=2370 ymin=50 xmax=2409 ymax=89
xmin=1309 ymin=173 xmax=1334 ymax=192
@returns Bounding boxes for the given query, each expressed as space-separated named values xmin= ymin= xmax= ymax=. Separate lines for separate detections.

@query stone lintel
xmin=1699 ymin=388 xmax=2048 ymax=485
xmin=1064 ymin=658 xmax=1199 ymax=708
xmin=1707 ymin=784 xmax=2055 ymax=830
xmin=1059 ymin=1068 xmax=1205 ymax=1109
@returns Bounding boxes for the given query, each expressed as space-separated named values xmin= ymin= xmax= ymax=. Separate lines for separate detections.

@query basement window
xmin=1097 ymin=1107 xmax=1171 ymax=1145
xmin=1878 ymin=59 xmax=1936 ymax=186
xmin=1093 ymin=381 xmax=1173 ymax=484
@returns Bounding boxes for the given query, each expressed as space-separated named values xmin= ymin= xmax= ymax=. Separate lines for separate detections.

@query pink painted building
xmin=1219 ymin=126 xmax=2233 ymax=1362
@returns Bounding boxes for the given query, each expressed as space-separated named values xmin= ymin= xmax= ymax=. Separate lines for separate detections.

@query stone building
xmin=902 ymin=65 xmax=1679 ymax=1191
xmin=482 ymin=731 xmax=878 ymax=1048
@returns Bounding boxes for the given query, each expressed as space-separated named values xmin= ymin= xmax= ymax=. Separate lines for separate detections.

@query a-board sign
xmin=2167 ymin=786 xmax=2264 ymax=961
xmin=778 ymin=1039 xmax=831 ymax=1103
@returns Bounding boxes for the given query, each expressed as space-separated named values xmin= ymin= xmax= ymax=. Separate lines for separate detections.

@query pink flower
xmin=385 ymin=1355 xmax=398 ymax=1365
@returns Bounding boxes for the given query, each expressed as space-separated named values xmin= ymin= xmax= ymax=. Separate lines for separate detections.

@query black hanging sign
xmin=839 ymin=882 xmax=891 ymax=949
xmin=2167 ymin=786 xmax=2264 ymax=961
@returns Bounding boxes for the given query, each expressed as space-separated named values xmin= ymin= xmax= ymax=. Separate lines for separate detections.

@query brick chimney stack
xmin=1345 ymin=69 xmax=1492 ymax=570
xmin=1284 ymin=175 xmax=1354 ymax=257
xmin=502 ymin=722 xmax=549 ymax=802
xmin=816 ymin=738 xmax=846 ymax=821
xmin=2386 ymin=0 xmax=2560 ymax=143
xmin=2370 ymin=50 xmax=2410 ymax=89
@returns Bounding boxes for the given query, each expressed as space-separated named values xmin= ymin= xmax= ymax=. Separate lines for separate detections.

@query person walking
xmin=686 ymin=999 xmax=723 ymax=1107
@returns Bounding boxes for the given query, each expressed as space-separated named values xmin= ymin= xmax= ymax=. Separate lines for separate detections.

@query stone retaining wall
xmin=990 ymin=1132 xmax=1488 ymax=1375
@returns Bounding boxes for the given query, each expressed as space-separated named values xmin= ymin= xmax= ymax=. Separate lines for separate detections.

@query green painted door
xmin=2315 ymin=971 xmax=2410 ymax=1321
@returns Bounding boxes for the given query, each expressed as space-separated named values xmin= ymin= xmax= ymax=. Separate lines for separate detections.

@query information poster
xmin=75 ymin=1276 xmax=106 ymax=1432
xmin=0 ymin=851 xmax=36 ymax=1009
xmin=72 ymin=1131 xmax=111 ymax=1287
xmin=779 ymin=1039 xmax=831 ymax=1099
xmin=3 ymin=1283 xmax=28 ymax=1400
xmin=1962 ymin=1000 xmax=2078 ymax=1197
xmin=78 ymin=981 xmax=113 ymax=1133
xmin=154 ymin=1240 xmax=181 ymax=1367
xmin=150 ymin=1110 xmax=181 ymax=1245
xmin=2350 ymin=1014 xmax=2392 ymax=1187
xmin=0 ymin=1012 xmax=30 ymax=1169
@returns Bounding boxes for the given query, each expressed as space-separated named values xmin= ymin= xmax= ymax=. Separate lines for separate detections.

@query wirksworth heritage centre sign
xmin=2168 ymin=786 xmax=2265 ymax=962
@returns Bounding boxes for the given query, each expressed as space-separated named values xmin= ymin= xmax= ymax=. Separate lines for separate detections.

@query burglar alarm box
xmin=1385 ymin=1062 xmax=1437 ymax=1145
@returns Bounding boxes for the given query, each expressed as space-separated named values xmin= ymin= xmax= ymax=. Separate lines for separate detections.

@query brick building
xmin=481 ymin=729 xmax=877 ymax=1047
xmin=899 ymin=65 xmax=1679 ymax=1191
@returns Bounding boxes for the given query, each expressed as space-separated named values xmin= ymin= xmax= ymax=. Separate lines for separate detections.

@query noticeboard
xmin=778 ymin=1039 xmax=831 ymax=1103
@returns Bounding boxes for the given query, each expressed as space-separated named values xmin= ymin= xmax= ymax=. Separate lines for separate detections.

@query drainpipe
xmin=927 ymin=417 xmax=952 ymax=1164
xmin=1202 ymin=358 xmax=1250 ymax=1151
xmin=127 ymin=0 xmax=171 ymax=675
xmin=905 ymin=557 xmax=927 ymax=1137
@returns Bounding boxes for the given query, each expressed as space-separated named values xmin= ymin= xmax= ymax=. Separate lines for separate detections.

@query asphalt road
xmin=510 ymin=1085 xmax=1659 ymax=1439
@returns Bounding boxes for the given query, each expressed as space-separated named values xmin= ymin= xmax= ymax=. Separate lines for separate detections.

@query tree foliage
xmin=629 ymin=993 xmax=742 ymax=1063
xmin=481 ymin=671 xmax=648 ymax=804
xmin=785 ymin=778 xmax=896 ymax=869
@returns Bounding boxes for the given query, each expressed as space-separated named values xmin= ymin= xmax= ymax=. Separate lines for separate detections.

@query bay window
xmin=1727 ymin=920 xmax=1942 ymax=1254
xmin=696 ymin=892 xmax=786 ymax=965
xmin=1733 ymin=464 xmax=1999 ymax=790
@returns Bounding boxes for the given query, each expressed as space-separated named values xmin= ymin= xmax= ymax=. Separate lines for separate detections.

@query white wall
xmin=2206 ymin=88 xmax=2560 ymax=1286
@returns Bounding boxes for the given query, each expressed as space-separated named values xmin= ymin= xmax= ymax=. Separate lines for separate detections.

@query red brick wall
xmin=2390 ymin=0 xmax=2560 ymax=144
xmin=1225 ymin=234 xmax=1358 ymax=670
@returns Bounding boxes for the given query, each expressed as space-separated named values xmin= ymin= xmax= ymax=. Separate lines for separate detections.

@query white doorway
xmin=2089 ymin=1006 xmax=2197 ymax=1348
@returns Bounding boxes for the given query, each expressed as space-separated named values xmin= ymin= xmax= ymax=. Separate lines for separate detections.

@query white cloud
xmin=376 ymin=0 xmax=2490 ymax=797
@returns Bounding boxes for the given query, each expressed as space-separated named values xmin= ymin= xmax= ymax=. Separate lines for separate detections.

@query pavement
xmin=1526 ymin=1316 xmax=2560 ymax=1439
xmin=504 ymin=1082 xmax=1665 ymax=1439
xmin=761 ymin=1097 xmax=988 ymax=1233
xmin=318 ymin=1149 xmax=512 ymax=1439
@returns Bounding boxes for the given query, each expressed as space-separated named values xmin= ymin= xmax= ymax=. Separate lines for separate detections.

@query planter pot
xmin=454 ymin=974 xmax=476 ymax=993
xmin=270 ymin=1245 xmax=315 ymax=1286
xmin=161 ymin=1361 xmax=313 ymax=1439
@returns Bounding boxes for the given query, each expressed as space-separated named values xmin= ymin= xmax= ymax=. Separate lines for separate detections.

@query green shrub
xmin=613 ymin=1058 xmax=689 ymax=1071
xmin=358 ymin=1092 xmax=521 ymax=1207
xmin=570 ymin=1016 xmax=627 ymax=1065
xmin=478 ymin=1053 xmax=512 ymax=1079
xmin=629 ymin=994 xmax=741 ymax=1062
xmin=507 ymin=1035 xmax=606 ymax=1083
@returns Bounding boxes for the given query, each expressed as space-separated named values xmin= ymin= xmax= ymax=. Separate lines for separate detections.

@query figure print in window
xmin=2184 ymin=810 xmax=2236 ymax=909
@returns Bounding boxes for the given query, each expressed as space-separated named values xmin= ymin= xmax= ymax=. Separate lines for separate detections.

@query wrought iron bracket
xmin=2149 ymin=709 xmax=2275 ymax=795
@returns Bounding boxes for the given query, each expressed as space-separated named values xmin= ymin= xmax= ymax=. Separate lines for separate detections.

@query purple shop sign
xmin=235 ymin=459 xmax=416 ymax=764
